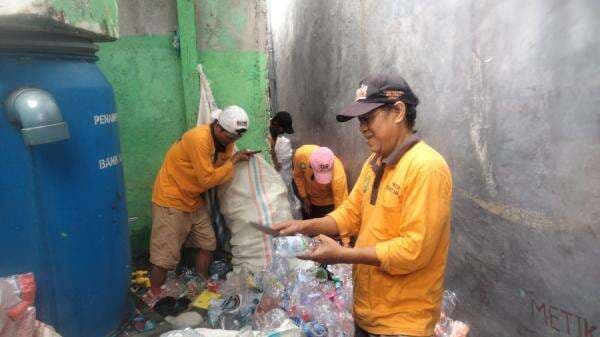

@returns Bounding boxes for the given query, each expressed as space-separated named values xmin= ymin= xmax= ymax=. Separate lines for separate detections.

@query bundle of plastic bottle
xmin=253 ymin=256 xmax=355 ymax=337
xmin=0 ymin=273 xmax=37 ymax=337
xmin=433 ymin=291 xmax=471 ymax=337
xmin=272 ymin=235 xmax=319 ymax=257
xmin=161 ymin=269 xmax=205 ymax=301
xmin=207 ymin=270 xmax=262 ymax=330
xmin=203 ymin=252 xmax=354 ymax=337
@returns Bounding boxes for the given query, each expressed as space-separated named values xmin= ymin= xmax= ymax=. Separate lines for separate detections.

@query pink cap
xmin=309 ymin=147 xmax=335 ymax=184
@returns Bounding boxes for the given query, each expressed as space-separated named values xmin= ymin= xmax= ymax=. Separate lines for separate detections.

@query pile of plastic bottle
xmin=434 ymin=291 xmax=470 ymax=337
xmin=161 ymin=235 xmax=473 ymax=337
xmin=0 ymin=273 xmax=62 ymax=337
xmin=203 ymin=235 xmax=354 ymax=337
xmin=204 ymin=259 xmax=354 ymax=336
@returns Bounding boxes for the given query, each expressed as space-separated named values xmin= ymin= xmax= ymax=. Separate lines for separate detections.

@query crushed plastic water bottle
xmin=302 ymin=321 xmax=327 ymax=337
xmin=255 ymin=308 xmax=288 ymax=331
xmin=441 ymin=290 xmax=458 ymax=316
xmin=272 ymin=235 xmax=319 ymax=257
xmin=434 ymin=290 xmax=470 ymax=337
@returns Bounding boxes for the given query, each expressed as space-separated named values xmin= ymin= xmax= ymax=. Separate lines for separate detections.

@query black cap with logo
xmin=271 ymin=111 xmax=294 ymax=134
xmin=337 ymin=73 xmax=419 ymax=122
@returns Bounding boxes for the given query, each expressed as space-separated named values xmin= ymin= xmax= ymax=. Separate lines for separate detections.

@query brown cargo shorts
xmin=149 ymin=203 xmax=216 ymax=270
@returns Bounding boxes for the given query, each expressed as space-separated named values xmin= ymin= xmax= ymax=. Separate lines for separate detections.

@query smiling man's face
xmin=358 ymin=104 xmax=405 ymax=157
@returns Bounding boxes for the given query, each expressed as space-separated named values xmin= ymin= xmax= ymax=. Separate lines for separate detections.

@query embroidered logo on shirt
xmin=386 ymin=182 xmax=401 ymax=196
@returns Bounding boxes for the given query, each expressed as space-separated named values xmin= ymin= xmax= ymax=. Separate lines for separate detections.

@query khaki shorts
xmin=149 ymin=204 xmax=216 ymax=270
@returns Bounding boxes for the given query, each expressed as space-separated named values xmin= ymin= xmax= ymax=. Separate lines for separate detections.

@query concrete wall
xmin=269 ymin=1 xmax=600 ymax=336
xmin=0 ymin=0 xmax=119 ymax=40
xmin=97 ymin=0 xmax=271 ymax=257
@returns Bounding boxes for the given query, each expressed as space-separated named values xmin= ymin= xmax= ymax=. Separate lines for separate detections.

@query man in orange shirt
xmin=292 ymin=145 xmax=348 ymax=219
xmin=149 ymin=105 xmax=255 ymax=298
xmin=274 ymin=74 xmax=452 ymax=337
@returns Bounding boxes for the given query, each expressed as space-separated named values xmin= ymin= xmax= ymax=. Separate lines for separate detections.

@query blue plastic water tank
xmin=0 ymin=32 xmax=131 ymax=337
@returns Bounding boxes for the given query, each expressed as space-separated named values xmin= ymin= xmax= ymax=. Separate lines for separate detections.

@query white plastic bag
xmin=217 ymin=156 xmax=297 ymax=272
xmin=196 ymin=64 xmax=218 ymax=126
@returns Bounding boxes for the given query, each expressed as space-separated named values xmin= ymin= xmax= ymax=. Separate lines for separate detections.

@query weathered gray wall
xmin=118 ymin=0 xmax=177 ymax=36
xmin=195 ymin=0 xmax=267 ymax=52
xmin=270 ymin=1 xmax=600 ymax=336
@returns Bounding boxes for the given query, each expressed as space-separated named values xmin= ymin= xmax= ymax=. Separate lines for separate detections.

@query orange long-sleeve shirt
xmin=329 ymin=139 xmax=452 ymax=336
xmin=152 ymin=124 xmax=234 ymax=212
xmin=293 ymin=145 xmax=348 ymax=207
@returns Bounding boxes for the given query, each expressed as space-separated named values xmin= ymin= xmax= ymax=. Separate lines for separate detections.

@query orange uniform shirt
xmin=293 ymin=145 xmax=348 ymax=207
xmin=329 ymin=138 xmax=452 ymax=336
xmin=152 ymin=124 xmax=234 ymax=212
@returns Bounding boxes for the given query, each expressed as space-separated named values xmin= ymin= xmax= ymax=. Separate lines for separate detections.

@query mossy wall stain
xmin=51 ymin=0 xmax=119 ymax=38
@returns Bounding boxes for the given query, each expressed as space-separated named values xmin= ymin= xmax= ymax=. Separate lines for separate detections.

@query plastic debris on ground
xmin=434 ymin=291 xmax=471 ymax=337
xmin=162 ymin=269 xmax=206 ymax=301
xmin=33 ymin=321 xmax=62 ymax=337
xmin=160 ymin=327 xmax=207 ymax=337
xmin=0 ymin=273 xmax=61 ymax=337
xmin=162 ymin=248 xmax=354 ymax=337
xmin=131 ymin=270 xmax=152 ymax=288
xmin=134 ymin=267 xmax=205 ymax=311
xmin=154 ymin=297 xmax=192 ymax=317
xmin=166 ymin=311 xmax=204 ymax=329
xmin=132 ymin=313 xmax=156 ymax=332
xmin=124 ymin=267 xmax=209 ymax=335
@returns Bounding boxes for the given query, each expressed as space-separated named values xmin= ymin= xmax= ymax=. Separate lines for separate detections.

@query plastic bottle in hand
xmin=272 ymin=234 xmax=319 ymax=257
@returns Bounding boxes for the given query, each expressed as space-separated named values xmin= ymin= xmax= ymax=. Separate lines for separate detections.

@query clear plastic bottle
xmin=272 ymin=234 xmax=319 ymax=257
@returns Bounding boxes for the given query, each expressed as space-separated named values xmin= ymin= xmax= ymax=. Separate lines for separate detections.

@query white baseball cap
xmin=210 ymin=108 xmax=222 ymax=121
xmin=217 ymin=105 xmax=249 ymax=134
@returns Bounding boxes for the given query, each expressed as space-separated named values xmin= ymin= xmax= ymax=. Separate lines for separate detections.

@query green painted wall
xmin=199 ymin=51 xmax=270 ymax=153
xmin=177 ymin=0 xmax=202 ymax=129
xmin=95 ymin=0 xmax=271 ymax=258
xmin=98 ymin=35 xmax=187 ymax=255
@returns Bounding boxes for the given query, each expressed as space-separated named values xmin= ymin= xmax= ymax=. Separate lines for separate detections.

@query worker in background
xmin=269 ymin=111 xmax=299 ymax=215
xmin=148 ymin=105 xmax=256 ymax=301
xmin=274 ymin=73 xmax=453 ymax=337
xmin=293 ymin=145 xmax=348 ymax=219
